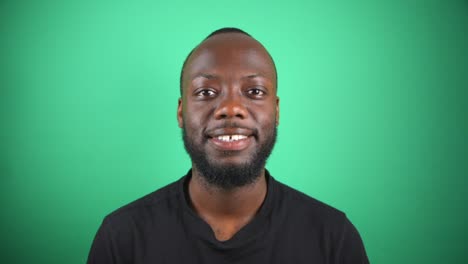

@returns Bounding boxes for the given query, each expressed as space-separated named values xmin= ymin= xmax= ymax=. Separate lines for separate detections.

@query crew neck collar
xmin=178 ymin=169 xmax=276 ymax=250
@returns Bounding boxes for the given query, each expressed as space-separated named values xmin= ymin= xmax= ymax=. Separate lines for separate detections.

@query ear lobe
xmin=177 ymin=98 xmax=183 ymax=128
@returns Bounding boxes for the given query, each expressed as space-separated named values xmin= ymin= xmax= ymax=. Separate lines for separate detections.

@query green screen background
xmin=2 ymin=0 xmax=467 ymax=263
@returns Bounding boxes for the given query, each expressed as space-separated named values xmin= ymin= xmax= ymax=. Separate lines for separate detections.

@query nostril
xmin=235 ymin=113 xmax=245 ymax=119
xmin=214 ymin=99 xmax=249 ymax=120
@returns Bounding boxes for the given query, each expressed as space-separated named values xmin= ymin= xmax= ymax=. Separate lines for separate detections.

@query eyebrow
xmin=192 ymin=73 xmax=218 ymax=80
xmin=245 ymin=74 xmax=265 ymax=79
xmin=192 ymin=73 xmax=268 ymax=81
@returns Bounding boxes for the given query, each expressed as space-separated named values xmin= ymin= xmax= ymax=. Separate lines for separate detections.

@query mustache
xmin=204 ymin=122 xmax=258 ymax=136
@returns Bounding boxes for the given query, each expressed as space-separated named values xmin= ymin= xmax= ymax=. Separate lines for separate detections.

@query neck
xmin=188 ymin=166 xmax=268 ymax=220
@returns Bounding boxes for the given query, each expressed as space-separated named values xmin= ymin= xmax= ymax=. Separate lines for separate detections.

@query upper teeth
xmin=217 ymin=135 xmax=247 ymax=142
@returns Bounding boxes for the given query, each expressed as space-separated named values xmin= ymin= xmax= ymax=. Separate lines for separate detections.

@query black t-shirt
xmin=87 ymin=170 xmax=369 ymax=264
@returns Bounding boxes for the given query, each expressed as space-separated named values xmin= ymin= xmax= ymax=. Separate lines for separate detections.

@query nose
xmin=214 ymin=94 xmax=248 ymax=120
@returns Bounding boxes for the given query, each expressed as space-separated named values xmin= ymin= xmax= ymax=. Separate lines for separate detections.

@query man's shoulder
xmin=102 ymin=177 xmax=183 ymax=226
xmin=273 ymin=178 xmax=346 ymax=225
xmin=272 ymin=178 xmax=369 ymax=263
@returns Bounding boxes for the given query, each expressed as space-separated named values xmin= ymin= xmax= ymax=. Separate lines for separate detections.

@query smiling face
xmin=178 ymin=32 xmax=279 ymax=189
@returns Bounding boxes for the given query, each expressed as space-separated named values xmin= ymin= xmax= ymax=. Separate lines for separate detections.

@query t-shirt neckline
xmin=178 ymin=169 xmax=277 ymax=250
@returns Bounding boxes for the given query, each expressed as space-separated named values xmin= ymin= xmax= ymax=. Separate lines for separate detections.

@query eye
xmin=247 ymin=87 xmax=266 ymax=98
xmin=194 ymin=88 xmax=217 ymax=98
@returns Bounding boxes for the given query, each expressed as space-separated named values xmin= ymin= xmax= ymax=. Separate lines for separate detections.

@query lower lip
xmin=209 ymin=136 xmax=253 ymax=151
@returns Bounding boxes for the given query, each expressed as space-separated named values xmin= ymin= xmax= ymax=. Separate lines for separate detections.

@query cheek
xmin=185 ymin=102 xmax=214 ymax=125
xmin=183 ymin=116 xmax=200 ymax=134
xmin=254 ymin=104 xmax=277 ymax=127
xmin=183 ymin=108 xmax=208 ymax=140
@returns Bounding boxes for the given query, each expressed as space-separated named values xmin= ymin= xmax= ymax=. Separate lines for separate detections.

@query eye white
xmin=248 ymin=88 xmax=265 ymax=96
xmin=201 ymin=90 xmax=215 ymax=96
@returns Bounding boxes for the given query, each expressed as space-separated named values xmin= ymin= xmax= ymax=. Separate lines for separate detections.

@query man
xmin=87 ymin=27 xmax=369 ymax=263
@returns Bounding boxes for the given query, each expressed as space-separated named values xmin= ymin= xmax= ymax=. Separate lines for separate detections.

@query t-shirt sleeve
xmin=333 ymin=216 xmax=370 ymax=264
xmin=87 ymin=219 xmax=117 ymax=264
xmin=87 ymin=217 xmax=133 ymax=264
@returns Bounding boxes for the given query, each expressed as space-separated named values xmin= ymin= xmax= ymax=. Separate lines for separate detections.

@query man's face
xmin=178 ymin=33 xmax=279 ymax=189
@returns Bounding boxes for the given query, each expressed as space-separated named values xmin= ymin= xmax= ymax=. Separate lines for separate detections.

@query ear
xmin=177 ymin=98 xmax=183 ymax=128
xmin=275 ymin=96 xmax=280 ymax=126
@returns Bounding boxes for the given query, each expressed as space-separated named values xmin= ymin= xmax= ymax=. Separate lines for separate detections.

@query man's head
xmin=177 ymin=28 xmax=279 ymax=190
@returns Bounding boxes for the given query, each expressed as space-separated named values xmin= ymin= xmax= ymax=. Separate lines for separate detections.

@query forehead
xmin=184 ymin=33 xmax=276 ymax=79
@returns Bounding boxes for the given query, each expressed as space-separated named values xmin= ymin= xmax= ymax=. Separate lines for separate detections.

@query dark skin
xmin=177 ymin=33 xmax=279 ymax=241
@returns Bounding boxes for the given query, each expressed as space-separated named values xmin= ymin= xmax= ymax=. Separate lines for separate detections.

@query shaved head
xmin=180 ymin=28 xmax=277 ymax=95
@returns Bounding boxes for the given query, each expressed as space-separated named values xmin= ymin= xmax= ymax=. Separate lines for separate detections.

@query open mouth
xmin=215 ymin=135 xmax=248 ymax=142
xmin=207 ymin=128 xmax=254 ymax=151
xmin=209 ymin=135 xmax=252 ymax=151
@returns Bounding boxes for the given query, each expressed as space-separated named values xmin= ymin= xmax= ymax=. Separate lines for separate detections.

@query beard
xmin=182 ymin=124 xmax=277 ymax=190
